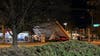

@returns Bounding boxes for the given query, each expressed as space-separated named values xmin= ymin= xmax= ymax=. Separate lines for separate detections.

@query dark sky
xmin=0 ymin=0 xmax=92 ymax=28
xmin=70 ymin=0 xmax=91 ymax=28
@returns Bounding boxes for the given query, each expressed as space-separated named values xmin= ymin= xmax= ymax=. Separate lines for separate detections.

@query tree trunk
xmin=87 ymin=28 xmax=91 ymax=42
xmin=12 ymin=25 xmax=18 ymax=47
xmin=2 ymin=24 xmax=5 ymax=43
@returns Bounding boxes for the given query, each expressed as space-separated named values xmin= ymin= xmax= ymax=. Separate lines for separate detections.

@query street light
xmin=63 ymin=22 xmax=67 ymax=30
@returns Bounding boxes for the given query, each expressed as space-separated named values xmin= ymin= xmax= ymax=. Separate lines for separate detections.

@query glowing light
xmin=93 ymin=24 xmax=100 ymax=27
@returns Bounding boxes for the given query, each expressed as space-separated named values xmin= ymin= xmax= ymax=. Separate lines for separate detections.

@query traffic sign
xmin=93 ymin=24 xmax=100 ymax=27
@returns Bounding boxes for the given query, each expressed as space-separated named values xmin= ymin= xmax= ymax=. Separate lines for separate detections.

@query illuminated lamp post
xmin=63 ymin=22 xmax=67 ymax=31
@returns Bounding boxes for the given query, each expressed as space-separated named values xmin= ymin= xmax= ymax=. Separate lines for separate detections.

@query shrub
xmin=0 ymin=40 xmax=100 ymax=56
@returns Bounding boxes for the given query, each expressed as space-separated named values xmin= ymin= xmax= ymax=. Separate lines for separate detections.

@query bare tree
xmin=0 ymin=0 xmax=35 ymax=47
xmin=0 ymin=0 xmax=71 ymax=47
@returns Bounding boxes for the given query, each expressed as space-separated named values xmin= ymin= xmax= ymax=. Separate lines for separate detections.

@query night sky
xmin=0 ymin=0 xmax=95 ymax=28
xmin=70 ymin=0 xmax=91 ymax=28
xmin=57 ymin=0 xmax=91 ymax=28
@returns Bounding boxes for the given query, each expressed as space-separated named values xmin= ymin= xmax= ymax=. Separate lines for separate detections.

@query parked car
xmin=50 ymin=36 xmax=69 ymax=42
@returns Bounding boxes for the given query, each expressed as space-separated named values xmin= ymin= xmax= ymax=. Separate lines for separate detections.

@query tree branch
xmin=17 ymin=0 xmax=34 ymax=32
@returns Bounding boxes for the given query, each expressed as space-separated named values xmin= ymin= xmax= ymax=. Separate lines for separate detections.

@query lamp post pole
xmin=88 ymin=10 xmax=94 ymax=42
xmin=87 ymin=0 xmax=97 ymax=41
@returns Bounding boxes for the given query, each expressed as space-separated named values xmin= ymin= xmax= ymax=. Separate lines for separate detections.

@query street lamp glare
xmin=63 ymin=23 xmax=67 ymax=26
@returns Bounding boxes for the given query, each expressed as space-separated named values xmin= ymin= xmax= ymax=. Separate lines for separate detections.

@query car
xmin=50 ymin=36 xmax=69 ymax=42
